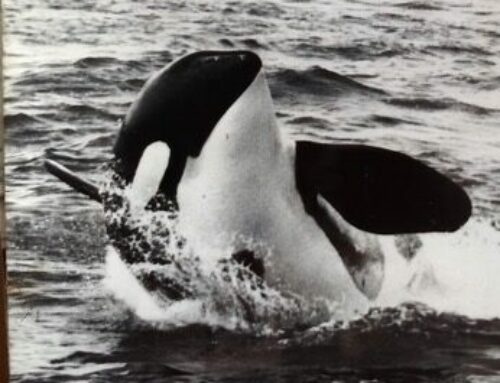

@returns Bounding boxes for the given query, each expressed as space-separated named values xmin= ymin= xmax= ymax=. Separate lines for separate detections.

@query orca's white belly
xmin=177 ymin=144 xmax=367 ymax=310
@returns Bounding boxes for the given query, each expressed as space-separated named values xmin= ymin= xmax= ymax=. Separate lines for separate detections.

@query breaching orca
xmin=45 ymin=50 xmax=472 ymax=307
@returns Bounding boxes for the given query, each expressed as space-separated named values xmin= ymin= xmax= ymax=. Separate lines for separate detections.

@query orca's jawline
xmin=113 ymin=50 xmax=262 ymax=196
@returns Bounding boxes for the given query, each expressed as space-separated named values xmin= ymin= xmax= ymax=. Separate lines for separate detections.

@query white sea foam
xmin=377 ymin=218 xmax=500 ymax=320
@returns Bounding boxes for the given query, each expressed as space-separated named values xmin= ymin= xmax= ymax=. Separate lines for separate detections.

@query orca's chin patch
xmin=113 ymin=50 xmax=262 ymax=194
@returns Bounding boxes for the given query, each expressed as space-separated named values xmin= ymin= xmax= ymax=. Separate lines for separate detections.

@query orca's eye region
xmin=113 ymin=50 xmax=262 ymax=187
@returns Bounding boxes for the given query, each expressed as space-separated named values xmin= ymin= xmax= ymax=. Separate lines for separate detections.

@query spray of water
xmin=100 ymin=168 xmax=344 ymax=333
xmin=377 ymin=218 xmax=500 ymax=319
xmin=100 ymin=168 xmax=500 ymax=334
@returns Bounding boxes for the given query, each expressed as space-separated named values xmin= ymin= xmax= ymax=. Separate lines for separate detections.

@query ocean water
xmin=4 ymin=0 xmax=500 ymax=382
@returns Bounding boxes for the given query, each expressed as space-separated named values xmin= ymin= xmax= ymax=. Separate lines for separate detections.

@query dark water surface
xmin=4 ymin=0 xmax=500 ymax=382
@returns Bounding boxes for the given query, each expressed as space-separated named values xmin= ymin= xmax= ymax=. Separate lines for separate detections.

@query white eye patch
xmin=127 ymin=141 xmax=170 ymax=212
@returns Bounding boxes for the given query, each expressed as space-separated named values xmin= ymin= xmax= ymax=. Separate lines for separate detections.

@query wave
xmin=218 ymin=38 xmax=267 ymax=50
xmin=483 ymin=29 xmax=500 ymax=39
xmin=50 ymin=350 xmax=190 ymax=376
xmin=141 ymin=50 xmax=173 ymax=66
xmin=45 ymin=149 xmax=95 ymax=161
xmin=74 ymin=56 xmax=122 ymax=68
xmin=222 ymin=2 xmax=284 ymax=18
xmin=294 ymin=302 xmax=500 ymax=348
xmin=394 ymin=2 xmax=443 ymax=11
xmin=4 ymin=113 xmax=45 ymax=128
xmin=287 ymin=116 xmax=332 ymax=130
xmin=13 ymin=291 xmax=84 ymax=308
xmin=370 ymin=114 xmax=420 ymax=126
xmin=240 ymin=38 xmax=267 ymax=49
xmin=219 ymin=38 xmax=235 ymax=47
xmin=384 ymin=97 xmax=497 ymax=115
xmin=374 ymin=12 xmax=422 ymax=22
xmin=74 ymin=56 xmax=146 ymax=71
xmin=12 ymin=60 xmax=146 ymax=97
xmin=294 ymin=42 xmax=409 ymax=61
xmin=119 ymin=78 xmax=147 ymax=91
xmin=83 ymin=133 xmax=117 ymax=148
xmin=62 ymin=104 xmax=121 ymax=120
xmin=4 ymin=114 xmax=51 ymax=144
xmin=33 ymin=104 xmax=122 ymax=123
xmin=427 ymin=44 xmax=493 ymax=56
xmin=269 ymin=66 xmax=387 ymax=102
xmin=14 ymin=69 xmax=112 ymax=88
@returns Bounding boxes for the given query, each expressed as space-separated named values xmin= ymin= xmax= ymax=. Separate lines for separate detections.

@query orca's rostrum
xmin=45 ymin=50 xmax=472 ymax=308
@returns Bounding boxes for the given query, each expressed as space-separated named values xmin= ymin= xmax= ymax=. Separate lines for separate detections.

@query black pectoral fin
xmin=44 ymin=159 xmax=102 ymax=203
xmin=295 ymin=141 xmax=472 ymax=234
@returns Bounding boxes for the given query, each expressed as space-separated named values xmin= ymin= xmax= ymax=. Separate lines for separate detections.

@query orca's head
xmin=113 ymin=50 xmax=262 ymax=194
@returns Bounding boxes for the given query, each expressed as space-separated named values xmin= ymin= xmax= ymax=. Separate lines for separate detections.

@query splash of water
xmin=100 ymin=167 xmax=500 ymax=333
xmin=100 ymin=167 xmax=343 ymax=333
xmin=377 ymin=218 xmax=500 ymax=320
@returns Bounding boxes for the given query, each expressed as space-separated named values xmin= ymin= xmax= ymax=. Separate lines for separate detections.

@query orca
xmin=45 ymin=51 xmax=472 ymax=308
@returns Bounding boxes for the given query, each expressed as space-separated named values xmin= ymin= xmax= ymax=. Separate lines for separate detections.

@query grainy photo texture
xmin=4 ymin=1 xmax=500 ymax=382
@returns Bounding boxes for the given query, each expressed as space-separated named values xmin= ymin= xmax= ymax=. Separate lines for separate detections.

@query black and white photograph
xmin=3 ymin=0 xmax=500 ymax=381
